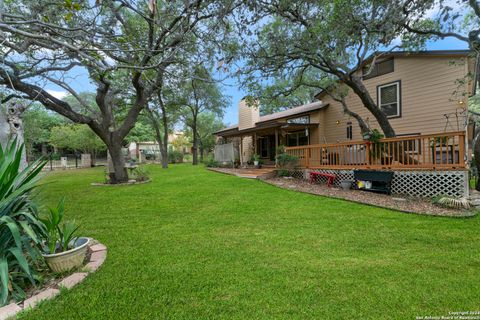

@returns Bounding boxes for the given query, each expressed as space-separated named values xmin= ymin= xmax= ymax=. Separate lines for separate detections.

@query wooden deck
xmin=285 ymin=131 xmax=467 ymax=170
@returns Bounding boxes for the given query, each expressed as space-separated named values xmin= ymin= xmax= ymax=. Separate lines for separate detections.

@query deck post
xmin=366 ymin=142 xmax=371 ymax=166
xmin=240 ymin=135 xmax=244 ymax=166
xmin=306 ymin=147 xmax=310 ymax=168
xmin=275 ymin=128 xmax=279 ymax=167
xmin=459 ymin=131 xmax=465 ymax=167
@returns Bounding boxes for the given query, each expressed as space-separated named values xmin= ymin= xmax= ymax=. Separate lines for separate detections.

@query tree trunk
xmin=344 ymin=76 xmax=396 ymax=138
xmin=0 ymin=105 xmax=8 ymax=149
xmin=474 ymin=130 xmax=480 ymax=191
xmin=199 ymin=142 xmax=204 ymax=163
xmin=191 ymin=110 xmax=199 ymax=165
xmin=192 ymin=123 xmax=198 ymax=165
xmin=41 ymin=143 xmax=48 ymax=155
xmin=161 ymin=125 xmax=168 ymax=168
xmin=107 ymin=141 xmax=128 ymax=183
xmin=146 ymin=105 xmax=169 ymax=169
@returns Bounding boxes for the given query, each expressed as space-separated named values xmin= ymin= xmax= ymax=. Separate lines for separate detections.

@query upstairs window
xmin=287 ymin=116 xmax=310 ymax=124
xmin=377 ymin=81 xmax=401 ymax=118
xmin=362 ymin=58 xmax=394 ymax=80
xmin=286 ymin=130 xmax=309 ymax=147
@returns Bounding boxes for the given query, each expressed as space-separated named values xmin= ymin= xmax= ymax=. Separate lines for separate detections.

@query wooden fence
xmin=285 ymin=131 xmax=466 ymax=170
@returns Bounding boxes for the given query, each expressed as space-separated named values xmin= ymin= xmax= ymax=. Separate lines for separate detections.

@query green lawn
xmin=19 ymin=164 xmax=480 ymax=319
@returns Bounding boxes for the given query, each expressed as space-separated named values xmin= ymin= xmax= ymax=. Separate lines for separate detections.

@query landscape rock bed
xmin=0 ymin=239 xmax=107 ymax=320
xmin=264 ymin=177 xmax=476 ymax=217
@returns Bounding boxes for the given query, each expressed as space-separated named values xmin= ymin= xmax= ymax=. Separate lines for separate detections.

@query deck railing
xmin=284 ymin=131 xmax=466 ymax=170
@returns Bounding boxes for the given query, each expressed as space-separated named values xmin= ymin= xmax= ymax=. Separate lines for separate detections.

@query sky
xmin=44 ymin=37 xmax=469 ymax=128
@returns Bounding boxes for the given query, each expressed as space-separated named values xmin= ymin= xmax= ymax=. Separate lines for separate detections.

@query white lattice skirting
xmin=288 ymin=169 xmax=469 ymax=198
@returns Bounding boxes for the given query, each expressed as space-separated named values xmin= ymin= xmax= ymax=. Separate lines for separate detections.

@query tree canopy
xmin=0 ymin=0 xmax=234 ymax=182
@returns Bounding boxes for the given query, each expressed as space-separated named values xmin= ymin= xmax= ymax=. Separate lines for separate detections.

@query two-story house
xmin=214 ymin=50 xmax=475 ymax=198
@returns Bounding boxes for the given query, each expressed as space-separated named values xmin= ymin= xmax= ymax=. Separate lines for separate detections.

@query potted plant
xmin=40 ymin=199 xmax=89 ymax=273
xmin=252 ymin=154 xmax=260 ymax=167
xmin=234 ymin=157 xmax=241 ymax=169
xmin=363 ymin=129 xmax=384 ymax=164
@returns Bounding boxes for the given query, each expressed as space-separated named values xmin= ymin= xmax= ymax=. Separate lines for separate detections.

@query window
xmin=286 ymin=130 xmax=309 ymax=147
xmin=346 ymin=121 xmax=353 ymax=140
xmin=362 ymin=58 xmax=394 ymax=80
xmin=377 ymin=81 xmax=401 ymax=118
xmin=287 ymin=116 xmax=310 ymax=124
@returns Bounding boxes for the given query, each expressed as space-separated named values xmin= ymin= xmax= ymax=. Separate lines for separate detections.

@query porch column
xmin=253 ymin=132 xmax=257 ymax=155
xmin=240 ymin=135 xmax=244 ymax=166
xmin=275 ymin=128 xmax=279 ymax=167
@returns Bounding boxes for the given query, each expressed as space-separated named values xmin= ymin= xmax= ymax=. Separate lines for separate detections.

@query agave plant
xmin=40 ymin=198 xmax=80 ymax=254
xmin=0 ymin=139 xmax=47 ymax=305
xmin=433 ymin=196 xmax=472 ymax=210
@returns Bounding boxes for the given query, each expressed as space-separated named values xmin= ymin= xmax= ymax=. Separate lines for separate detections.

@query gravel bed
xmin=265 ymin=177 xmax=476 ymax=217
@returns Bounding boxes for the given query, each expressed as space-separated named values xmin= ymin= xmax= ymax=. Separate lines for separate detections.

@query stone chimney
xmin=238 ymin=99 xmax=260 ymax=130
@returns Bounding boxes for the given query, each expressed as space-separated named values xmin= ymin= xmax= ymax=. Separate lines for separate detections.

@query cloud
xmin=46 ymin=89 xmax=68 ymax=100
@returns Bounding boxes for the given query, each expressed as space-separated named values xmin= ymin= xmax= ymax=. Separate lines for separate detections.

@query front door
xmin=258 ymin=135 xmax=276 ymax=161
xmin=268 ymin=135 xmax=276 ymax=161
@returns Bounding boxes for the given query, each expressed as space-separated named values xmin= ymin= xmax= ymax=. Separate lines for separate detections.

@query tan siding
xmin=321 ymin=56 xmax=469 ymax=143
xmin=238 ymin=100 xmax=260 ymax=130
xmin=241 ymin=136 xmax=253 ymax=163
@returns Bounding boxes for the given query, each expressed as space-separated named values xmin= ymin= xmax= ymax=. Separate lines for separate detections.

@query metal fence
xmin=28 ymin=154 xmax=108 ymax=171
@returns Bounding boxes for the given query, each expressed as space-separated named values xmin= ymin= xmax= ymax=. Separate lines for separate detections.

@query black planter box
xmin=353 ymin=170 xmax=394 ymax=194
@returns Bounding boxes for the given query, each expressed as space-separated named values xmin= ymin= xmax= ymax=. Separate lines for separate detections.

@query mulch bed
xmin=264 ymin=177 xmax=477 ymax=217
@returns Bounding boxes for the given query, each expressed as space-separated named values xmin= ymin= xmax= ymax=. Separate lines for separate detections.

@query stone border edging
xmin=0 ymin=239 xmax=107 ymax=320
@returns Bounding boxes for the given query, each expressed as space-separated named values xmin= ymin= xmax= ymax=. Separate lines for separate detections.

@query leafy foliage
xmin=49 ymin=124 xmax=106 ymax=154
xmin=203 ymin=157 xmax=219 ymax=168
xmin=184 ymin=112 xmax=225 ymax=158
xmin=0 ymin=139 xmax=47 ymax=305
xmin=168 ymin=150 xmax=184 ymax=164
xmin=130 ymin=166 xmax=150 ymax=182
xmin=40 ymin=198 xmax=80 ymax=254
xmin=22 ymin=105 xmax=65 ymax=157
xmin=276 ymin=153 xmax=299 ymax=169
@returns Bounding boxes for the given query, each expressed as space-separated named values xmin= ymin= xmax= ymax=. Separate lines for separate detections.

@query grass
xmin=18 ymin=164 xmax=480 ymax=319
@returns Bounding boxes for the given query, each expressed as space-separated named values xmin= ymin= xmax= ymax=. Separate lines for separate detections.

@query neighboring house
xmin=214 ymin=50 xmax=475 ymax=198
xmin=128 ymin=132 xmax=191 ymax=162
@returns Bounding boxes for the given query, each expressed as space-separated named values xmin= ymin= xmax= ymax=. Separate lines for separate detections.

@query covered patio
xmin=217 ymin=121 xmax=318 ymax=166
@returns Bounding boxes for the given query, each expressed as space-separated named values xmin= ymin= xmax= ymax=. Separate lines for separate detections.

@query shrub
xmin=131 ymin=166 xmax=150 ymax=182
xmin=276 ymin=153 xmax=298 ymax=169
xmin=277 ymin=169 xmax=291 ymax=177
xmin=204 ymin=157 xmax=219 ymax=168
xmin=168 ymin=150 xmax=183 ymax=163
xmin=0 ymin=139 xmax=47 ymax=305
xmin=50 ymin=152 xmax=61 ymax=161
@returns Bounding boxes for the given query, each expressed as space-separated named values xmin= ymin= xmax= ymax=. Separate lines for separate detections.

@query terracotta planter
xmin=42 ymin=238 xmax=90 ymax=273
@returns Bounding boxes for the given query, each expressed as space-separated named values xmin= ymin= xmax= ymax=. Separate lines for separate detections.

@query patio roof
xmin=214 ymin=101 xmax=328 ymax=136
xmin=215 ymin=121 xmax=319 ymax=137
